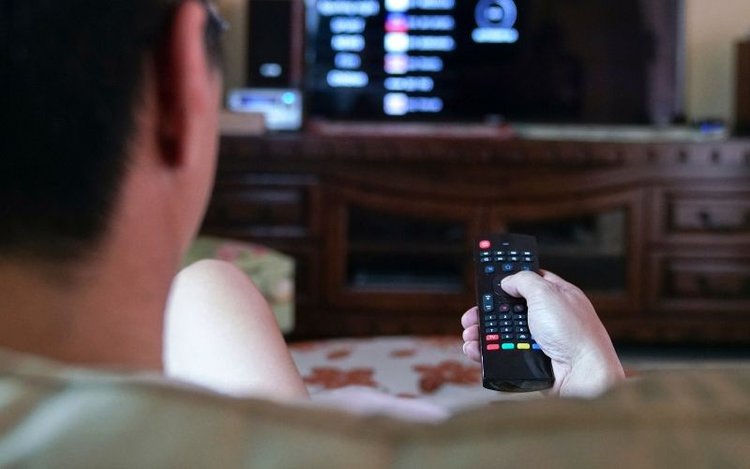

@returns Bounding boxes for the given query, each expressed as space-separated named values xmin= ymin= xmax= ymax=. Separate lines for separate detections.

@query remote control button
xmin=494 ymin=256 xmax=506 ymax=262
xmin=518 ymin=334 xmax=530 ymax=340
xmin=509 ymin=251 xmax=518 ymax=256
xmin=485 ymin=327 xmax=498 ymax=333
xmin=499 ymin=303 xmax=511 ymax=312
xmin=479 ymin=240 xmax=491 ymax=249
xmin=484 ymin=265 xmax=496 ymax=274
xmin=500 ymin=320 xmax=513 ymax=326
xmin=483 ymin=314 xmax=497 ymax=320
xmin=500 ymin=327 xmax=513 ymax=333
xmin=510 ymin=256 xmax=520 ymax=262
xmin=501 ymin=334 xmax=515 ymax=340
xmin=486 ymin=344 xmax=500 ymax=351
xmin=502 ymin=263 xmax=514 ymax=272
xmin=501 ymin=343 xmax=514 ymax=350
xmin=516 ymin=327 xmax=529 ymax=334
xmin=492 ymin=275 xmax=509 ymax=296
xmin=513 ymin=304 xmax=526 ymax=313
xmin=532 ymin=343 xmax=542 ymax=350
xmin=494 ymin=250 xmax=506 ymax=256
xmin=480 ymin=256 xmax=491 ymax=263
xmin=500 ymin=313 xmax=512 ymax=320
xmin=517 ymin=343 xmax=531 ymax=350
xmin=482 ymin=294 xmax=493 ymax=312
xmin=513 ymin=314 xmax=526 ymax=320
xmin=485 ymin=334 xmax=499 ymax=341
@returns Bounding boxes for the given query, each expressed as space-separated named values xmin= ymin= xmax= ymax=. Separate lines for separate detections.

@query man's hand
xmin=461 ymin=270 xmax=625 ymax=397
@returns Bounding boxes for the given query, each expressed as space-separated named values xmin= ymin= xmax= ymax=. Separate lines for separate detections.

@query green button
xmin=501 ymin=343 xmax=515 ymax=350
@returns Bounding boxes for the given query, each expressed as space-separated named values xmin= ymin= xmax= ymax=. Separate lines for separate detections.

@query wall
xmin=685 ymin=0 xmax=750 ymax=124
xmin=217 ymin=0 xmax=750 ymax=125
xmin=217 ymin=0 xmax=248 ymax=93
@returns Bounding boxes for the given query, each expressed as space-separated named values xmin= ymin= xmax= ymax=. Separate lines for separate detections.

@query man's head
xmin=0 ymin=0 xmax=225 ymax=264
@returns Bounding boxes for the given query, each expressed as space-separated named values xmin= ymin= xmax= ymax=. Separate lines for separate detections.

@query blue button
xmin=532 ymin=343 xmax=542 ymax=350
xmin=484 ymin=265 xmax=496 ymax=274
xmin=502 ymin=263 xmax=514 ymax=272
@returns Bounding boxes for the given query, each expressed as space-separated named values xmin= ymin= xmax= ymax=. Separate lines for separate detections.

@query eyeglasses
xmin=201 ymin=0 xmax=230 ymax=35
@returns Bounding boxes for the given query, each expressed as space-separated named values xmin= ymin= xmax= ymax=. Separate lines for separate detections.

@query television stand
xmin=204 ymin=131 xmax=750 ymax=344
xmin=306 ymin=119 xmax=515 ymax=139
xmin=512 ymin=123 xmax=728 ymax=143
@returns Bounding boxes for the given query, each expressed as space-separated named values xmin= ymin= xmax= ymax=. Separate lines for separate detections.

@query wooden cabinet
xmin=203 ymin=132 xmax=750 ymax=344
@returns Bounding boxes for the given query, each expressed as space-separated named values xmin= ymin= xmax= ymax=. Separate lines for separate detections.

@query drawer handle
xmin=698 ymin=210 xmax=713 ymax=228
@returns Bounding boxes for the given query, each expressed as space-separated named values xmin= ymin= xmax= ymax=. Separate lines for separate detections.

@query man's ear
xmin=155 ymin=0 xmax=214 ymax=167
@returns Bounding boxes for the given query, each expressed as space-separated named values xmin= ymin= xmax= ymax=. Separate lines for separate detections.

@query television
xmin=303 ymin=0 xmax=684 ymax=125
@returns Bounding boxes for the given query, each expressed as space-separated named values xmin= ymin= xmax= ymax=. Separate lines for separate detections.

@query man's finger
xmin=462 ymin=340 xmax=481 ymax=362
xmin=462 ymin=324 xmax=479 ymax=342
xmin=460 ymin=306 xmax=478 ymax=328
xmin=500 ymin=270 xmax=547 ymax=298
xmin=539 ymin=269 xmax=576 ymax=289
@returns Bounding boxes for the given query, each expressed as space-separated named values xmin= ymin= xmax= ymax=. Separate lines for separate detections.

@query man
xmin=0 ymin=0 xmax=308 ymax=398
xmin=0 ymin=0 xmax=624 ymax=465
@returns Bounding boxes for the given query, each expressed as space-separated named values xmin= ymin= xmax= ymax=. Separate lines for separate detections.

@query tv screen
xmin=304 ymin=0 xmax=683 ymax=125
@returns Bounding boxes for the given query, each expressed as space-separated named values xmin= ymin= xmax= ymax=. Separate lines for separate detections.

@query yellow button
xmin=517 ymin=343 xmax=531 ymax=350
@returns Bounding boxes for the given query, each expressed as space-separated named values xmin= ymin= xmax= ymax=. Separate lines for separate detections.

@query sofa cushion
xmin=1 ymin=348 xmax=748 ymax=468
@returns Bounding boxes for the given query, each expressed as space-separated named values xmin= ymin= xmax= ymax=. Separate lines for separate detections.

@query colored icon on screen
xmin=385 ymin=13 xmax=409 ymax=33
xmin=384 ymin=93 xmax=409 ymax=116
xmin=384 ymin=53 xmax=409 ymax=74
xmin=384 ymin=32 xmax=409 ymax=53
xmin=385 ymin=0 xmax=409 ymax=13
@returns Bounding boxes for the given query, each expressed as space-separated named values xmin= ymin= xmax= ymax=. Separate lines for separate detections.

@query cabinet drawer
xmin=665 ymin=259 xmax=748 ymax=298
xmin=667 ymin=196 xmax=750 ymax=234
xmin=204 ymin=182 xmax=318 ymax=238
xmin=650 ymin=254 xmax=750 ymax=315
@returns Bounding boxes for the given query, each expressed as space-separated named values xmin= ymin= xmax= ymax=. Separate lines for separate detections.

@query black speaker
xmin=246 ymin=0 xmax=302 ymax=88
xmin=735 ymin=39 xmax=750 ymax=135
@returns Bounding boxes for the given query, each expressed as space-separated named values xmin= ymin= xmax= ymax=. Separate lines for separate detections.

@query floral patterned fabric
xmin=290 ymin=336 xmax=544 ymax=412
xmin=183 ymin=236 xmax=295 ymax=332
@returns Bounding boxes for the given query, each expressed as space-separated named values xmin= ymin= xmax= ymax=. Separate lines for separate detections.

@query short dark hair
xmin=0 ymin=0 xmax=223 ymax=262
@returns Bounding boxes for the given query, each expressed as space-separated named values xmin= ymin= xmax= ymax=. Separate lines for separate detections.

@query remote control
xmin=473 ymin=233 xmax=554 ymax=392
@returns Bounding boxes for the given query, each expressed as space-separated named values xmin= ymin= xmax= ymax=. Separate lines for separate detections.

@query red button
xmin=486 ymin=344 xmax=500 ymax=351
xmin=479 ymin=240 xmax=491 ymax=249
xmin=485 ymin=334 xmax=500 ymax=341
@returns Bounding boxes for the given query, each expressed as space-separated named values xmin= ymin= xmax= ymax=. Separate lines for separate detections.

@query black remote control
xmin=473 ymin=233 xmax=554 ymax=392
